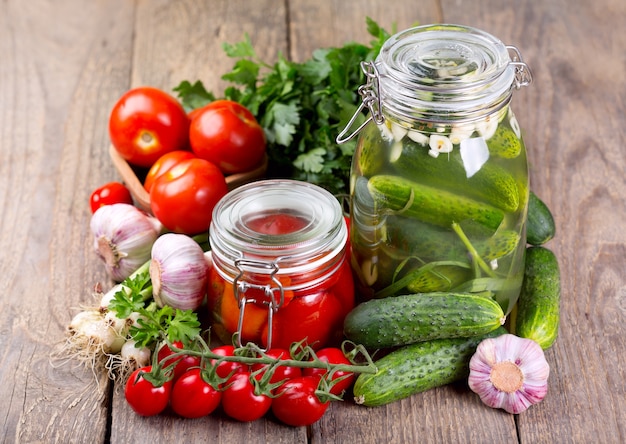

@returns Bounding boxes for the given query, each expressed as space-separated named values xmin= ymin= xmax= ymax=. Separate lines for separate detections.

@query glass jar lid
xmin=376 ymin=24 xmax=524 ymax=123
xmin=210 ymin=179 xmax=347 ymax=280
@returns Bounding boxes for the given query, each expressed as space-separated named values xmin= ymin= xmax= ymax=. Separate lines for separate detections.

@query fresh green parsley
xmin=174 ymin=17 xmax=395 ymax=196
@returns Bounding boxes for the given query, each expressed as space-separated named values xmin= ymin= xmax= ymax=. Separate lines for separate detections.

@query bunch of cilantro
xmin=174 ymin=18 xmax=393 ymax=196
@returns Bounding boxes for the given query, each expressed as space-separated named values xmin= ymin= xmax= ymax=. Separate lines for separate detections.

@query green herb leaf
xmin=294 ymin=148 xmax=326 ymax=173
xmin=174 ymin=18 xmax=394 ymax=196
xmin=172 ymin=80 xmax=215 ymax=112
xmin=222 ymin=34 xmax=256 ymax=58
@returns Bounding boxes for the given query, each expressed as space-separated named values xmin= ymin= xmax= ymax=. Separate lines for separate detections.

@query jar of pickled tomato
xmin=338 ymin=24 xmax=533 ymax=314
xmin=208 ymin=179 xmax=354 ymax=350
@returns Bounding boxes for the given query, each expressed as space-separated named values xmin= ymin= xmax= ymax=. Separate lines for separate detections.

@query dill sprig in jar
xmin=207 ymin=179 xmax=354 ymax=350
xmin=338 ymin=24 xmax=532 ymax=313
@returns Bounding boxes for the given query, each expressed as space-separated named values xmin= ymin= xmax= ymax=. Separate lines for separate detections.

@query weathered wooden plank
xmin=0 ymin=0 xmax=136 ymax=442
xmin=288 ymin=0 xmax=442 ymax=61
xmin=443 ymin=0 xmax=626 ymax=443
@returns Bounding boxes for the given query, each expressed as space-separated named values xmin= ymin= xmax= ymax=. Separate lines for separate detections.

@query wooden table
xmin=2 ymin=0 xmax=624 ymax=442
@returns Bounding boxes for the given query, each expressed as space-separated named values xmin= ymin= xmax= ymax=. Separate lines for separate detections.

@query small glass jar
xmin=208 ymin=179 xmax=354 ymax=350
xmin=339 ymin=24 xmax=533 ymax=314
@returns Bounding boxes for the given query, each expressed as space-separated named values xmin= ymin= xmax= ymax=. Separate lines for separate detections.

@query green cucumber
xmin=405 ymin=264 xmax=472 ymax=293
xmin=486 ymin=124 xmax=522 ymax=158
xmin=392 ymin=141 xmax=520 ymax=212
xmin=383 ymin=216 xmax=520 ymax=263
xmin=368 ymin=175 xmax=505 ymax=231
xmin=512 ymin=246 xmax=561 ymax=349
xmin=353 ymin=326 xmax=508 ymax=406
xmin=527 ymin=191 xmax=556 ymax=245
xmin=343 ymin=291 xmax=505 ymax=348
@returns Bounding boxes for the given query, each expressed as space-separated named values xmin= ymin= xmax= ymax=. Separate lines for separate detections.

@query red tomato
xmin=272 ymin=376 xmax=330 ymax=426
xmin=144 ymin=150 xmax=195 ymax=193
xmin=170 ymin=368 xmax=221 ymax=418
xmin=124 ymin=366 xmax=172 ymax=417
xmin=189 ymin=100 xmax=266 ymax=174
xmin=221 ymin=372 xmax=272 ymax=422
xmin=89 ymin=182 xmax=133 ymax=213
xmin=156 ymin=341 xmax=201 ymax=382
xmin=246 ymin=213 xmax=309 ymax=235
xmin=109 ymin=86 xmax=190 ymax=167
xmin=262 ymin=290 xmax=344 ymax=351
xmin=302 ymin=347 xmax=355 ymax=396
xmin=328 ymin=259 xmax=355 ymax=314
xmin=211 ymin=345 xmax=249 ymax=380
xmin=251 ymin=348 xmax=302 ymax=385
xmin=149 ymin=157 xmax=228 ymax=234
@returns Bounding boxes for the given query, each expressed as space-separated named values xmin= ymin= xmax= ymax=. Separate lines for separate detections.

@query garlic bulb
xmin=90 ymin=203 xmax=162 ymax=281
xmin=150 ymin=233 xmax=208 ymax=311
xmin=468 ymin=334 xmax=550 ymax=414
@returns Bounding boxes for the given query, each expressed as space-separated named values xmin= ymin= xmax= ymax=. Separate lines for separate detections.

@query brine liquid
xmin=349 ymin=107 xmax=529 ymax=314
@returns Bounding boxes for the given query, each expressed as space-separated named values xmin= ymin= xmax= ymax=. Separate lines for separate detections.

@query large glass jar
xmin=208 ymin=179 xmax=354 ymax=350
xmin=340 ymin=24 xmax=532 ymax=314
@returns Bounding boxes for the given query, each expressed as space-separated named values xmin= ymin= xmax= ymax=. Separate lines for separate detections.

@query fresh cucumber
xmin=486 ymin=124 xmax=522 ymax=158
xmin=512 ymin=246 xmax=560 ymax=349
xmin=343 ymin=291 xmax=505 ymax=348
xmin=383 ymin=216 xmax=520 ymax=263
xmin=392 ymin=141 xmax=520 ymax=212
xmin=353 ymin=326 xmax=508 ymax=406
xmin=368 ymin=175 xmax=505 ymax=231
xmin=526 ymin=191 xmax=556 ymax=245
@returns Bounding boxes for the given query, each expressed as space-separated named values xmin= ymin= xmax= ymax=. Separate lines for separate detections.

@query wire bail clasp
xmin=336 ymin=61 xmax=385 ymax=144
xmin=233 ymin=258 xmax=285 ymax=351
xmin=507 ymin=45 xmax=533 ymax=89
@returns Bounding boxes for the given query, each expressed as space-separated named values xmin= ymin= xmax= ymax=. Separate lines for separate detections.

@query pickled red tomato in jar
xmin=207 ymin=180 xmax=354 ymax=350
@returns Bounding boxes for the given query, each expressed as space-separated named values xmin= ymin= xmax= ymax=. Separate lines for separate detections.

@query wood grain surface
xmin=1 ymin=0 xmax=624 ymax=443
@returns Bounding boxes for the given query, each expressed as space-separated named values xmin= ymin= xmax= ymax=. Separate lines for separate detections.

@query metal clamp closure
xmin=232 ymin=258 xmax=284 ymax=350
xmin=336 ymin=61 xmax=385 ymax=144
xmin=506 ymin=45 xmax=533 ymax=89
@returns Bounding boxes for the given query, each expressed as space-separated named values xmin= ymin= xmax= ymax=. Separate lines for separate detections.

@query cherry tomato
xmin=221 ymin=372 xmax=272 ymax=422
xmin=272 ymin=376 xmax=330 ymax=426
xmin=210 ymin=344 xmax=249 ymax=380
xmin=149 ymin=157 xmax=228 ymax=234
xmin=170 ymin=368 xmax=221 ymax=418
xmin=124 ymin=366 xmax=172 ymax=417
xmin=251 ymin=348 xmax=302 ymax=385
xmin=246 ymin=213 xmax=308 ymax=235
xmin=189 ymin=100 xmax=266 ymax=174
xmin=156 ymin=341 xmax=201 ymax=382
xmin=89 ymin=182 xmax=133 ymax=213
xmin=109 ymin=87 xmax=190 ymax=167
xmin=303 ymin=347 xmax=355 ymax=395
xmin=144 ymin=150 xmax=195 ymax=193
xmin=327 ymin=259 xmax=355 ymax=314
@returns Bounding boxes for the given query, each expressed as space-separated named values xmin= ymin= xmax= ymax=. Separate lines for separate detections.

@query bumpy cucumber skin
xmin=343 ymin=291 xmax=505 ymax=348
xmin=393 ymin=142 xmax=520 ymax=212
xmin=486 ymin=125 xmax=522 ymax=158
xmin=513 ymin=246 xmax=561 ymax=349
xmin=353 ymin=327 xmax=508 ymax=407
xmin=526 ymin=191 xmax=556 ymax=246
xmin=368 ymin=175 xmax=504 ymax=231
